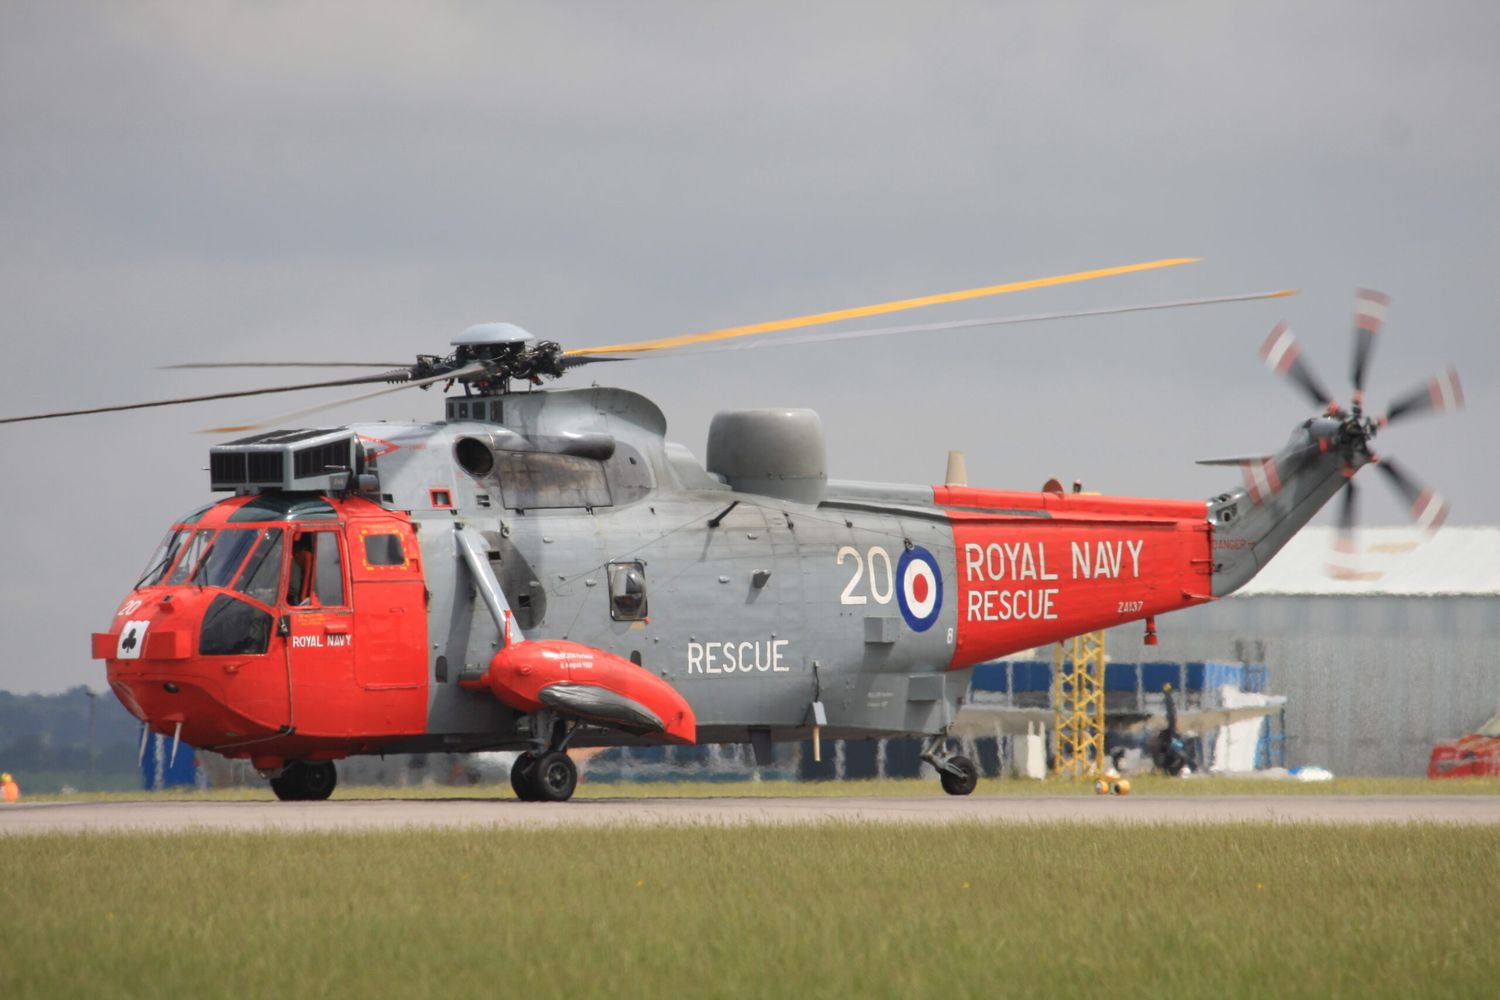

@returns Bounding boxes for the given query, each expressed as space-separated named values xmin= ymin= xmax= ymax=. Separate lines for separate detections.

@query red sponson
xmin=477 ymin=640 xmax=696 ymax=744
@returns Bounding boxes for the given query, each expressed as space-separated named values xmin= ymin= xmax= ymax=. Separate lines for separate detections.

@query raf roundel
xmin=896 ymin=546 xmax=943 ymax=632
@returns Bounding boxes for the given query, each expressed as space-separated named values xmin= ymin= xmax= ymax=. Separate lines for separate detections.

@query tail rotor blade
xmin=1383 ymin=366 xmax=1463 ymax=425
xmin=1326 ymin=480 xmax=1361 ymax=579
xmin=1375 ymin=457 xmax=1450 ymax=533
xmin=1236 ymin=442 xmax=1321 ymax=506
xmin=1261 ymin=323 xmax=1336 ymax=410
xmin=1351 ymin=289 xmax=1389 ymax=397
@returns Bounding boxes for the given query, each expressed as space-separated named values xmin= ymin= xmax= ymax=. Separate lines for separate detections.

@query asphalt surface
xmin=4 ymin=795 xmax=1499 ymax=834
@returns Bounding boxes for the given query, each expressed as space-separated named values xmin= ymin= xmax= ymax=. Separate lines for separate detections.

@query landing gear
xmin=269 ymin=760 xmax=338 ymax=801
xmin=532 ymin=751 xmax=578 ymax=802
xmin=510 ymin=713 xmax=580 ymax=802
xmin=921 ymin=736 xmax=980 ymax=796
xmin=510 ymin=751 xmax=541 ymax=801
xmin=509 ymin=750 xmax=578 ymax=802
xmin=938 ymin=755 xmax=979 ymax=796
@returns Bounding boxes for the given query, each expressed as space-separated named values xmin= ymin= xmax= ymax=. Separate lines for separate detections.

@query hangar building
xmin=1099 ymin=526 xmax=1500 ymax=777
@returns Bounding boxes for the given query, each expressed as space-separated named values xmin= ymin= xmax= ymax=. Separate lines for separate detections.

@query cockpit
xmin=97 ymin=491 xmax=428 ymax=769
xmin=129 ymin=496 xmax=356 ymax=658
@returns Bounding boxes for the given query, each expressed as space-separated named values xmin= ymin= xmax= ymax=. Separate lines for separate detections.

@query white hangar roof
xmin=1235 ymin=526 xmax=1500 ymax=597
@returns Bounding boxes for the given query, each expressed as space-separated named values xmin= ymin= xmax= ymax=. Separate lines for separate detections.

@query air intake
xmin=209 ymin=429 xmax=361 ymax=494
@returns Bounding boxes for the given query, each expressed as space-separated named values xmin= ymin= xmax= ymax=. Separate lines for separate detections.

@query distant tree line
xmin=0 ymin=687 xmax=142 ymax=790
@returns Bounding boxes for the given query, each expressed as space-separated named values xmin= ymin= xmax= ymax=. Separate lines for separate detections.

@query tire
xmin=510 ymin=752 xmax=541 ymax=801
xmin=939 ymin=755 xmax=979 ymax=796
xmin=270 ymin=764 xmax=305 ymax=801
xmin=301 ymin=761 xmax=338 ymax=801
xmin=532 ymin=751 xmax=578 ymax=802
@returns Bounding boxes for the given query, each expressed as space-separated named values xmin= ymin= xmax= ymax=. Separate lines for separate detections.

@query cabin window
xmin=608 ymin=561 xmax=648 ymax=621
xmin=287 ymin=531 xmax=347 ymax=607
xmin=199 ymin=594 xmax=272 ymax=656
xmin=364 ymin=533 xmax=406 ymax=567
xmin=235 ymin=529 xmax=284 ymax=606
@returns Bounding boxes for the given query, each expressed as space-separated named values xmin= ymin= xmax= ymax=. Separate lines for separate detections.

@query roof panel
xmin=1236 ymin=526 xmax=1500 ymax=597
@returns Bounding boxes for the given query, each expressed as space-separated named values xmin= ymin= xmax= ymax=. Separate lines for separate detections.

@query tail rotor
xmin=1259 ymin=290 xmax=1461 ymax=575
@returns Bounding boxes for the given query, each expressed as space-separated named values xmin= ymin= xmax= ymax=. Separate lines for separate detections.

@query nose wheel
xmin=269 ymin=760 xmax=338 ymax=801
xmin=510 ymin=750 xmax=578 ymax=802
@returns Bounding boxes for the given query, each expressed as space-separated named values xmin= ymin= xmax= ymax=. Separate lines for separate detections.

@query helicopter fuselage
xmin=94 ymin=387 xmax=1227 ymax=771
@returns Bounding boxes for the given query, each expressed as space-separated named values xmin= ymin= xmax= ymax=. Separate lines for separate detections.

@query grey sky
xmin=1 ymin=3 xmax=1495 ymax=693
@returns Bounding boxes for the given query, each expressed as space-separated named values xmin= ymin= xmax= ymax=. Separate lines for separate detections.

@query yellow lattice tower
xmin=1052 ymin=631 xmax=1107 ymax=778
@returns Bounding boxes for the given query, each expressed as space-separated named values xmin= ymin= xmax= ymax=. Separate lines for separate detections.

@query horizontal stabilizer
xmin=1195 ymin=454 xmax=1272 ymax=467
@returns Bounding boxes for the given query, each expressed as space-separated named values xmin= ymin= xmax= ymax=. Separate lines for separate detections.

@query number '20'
xmin=838 ymin=546 xmax=894 ymax=606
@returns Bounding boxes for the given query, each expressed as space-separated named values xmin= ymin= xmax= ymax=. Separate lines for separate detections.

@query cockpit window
xmin=313 ymin=532 xmax=345 ymax=605
xmin=287 ymin=531 xmax=346 ymax=607
xmin=176 ymin=501 xmax=217 ymax=525
xmin=190 ymin=528 xmax=260 ymax=589
xmin=199 ymin=594 xmax=272 ymax=656
xmin=136 ymin=529 xmax=189 ymax=589
xmin=165 ymin=530 xmax=215 ymax=586
xmin=234 ymin=529 xmax=284 ymax=606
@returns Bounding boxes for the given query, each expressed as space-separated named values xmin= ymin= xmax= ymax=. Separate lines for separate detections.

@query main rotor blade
xmin=1260 ymin=322 xmax=1336 ymax=410
xmin=162 ymin=362 xmax=406 ymax=370
xmin=0 ymin=371 xmax=412 ymax=426
xmin=566 ymin=257 xmax=1203 ymax=357
xmin=201 ymin=362 xmax=487 ymax=434
xmin=625 ymin=289 xmax=1300 ymax=360
xmin=1350 ymin=289 xmax=1389 ymax=397
xmin=1375 ymin=456 xmax=1449 ymax=532
xmin=1383 ymin=366 xmax=1463 ymax=424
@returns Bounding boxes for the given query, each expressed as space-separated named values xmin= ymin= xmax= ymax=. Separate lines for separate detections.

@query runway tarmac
xmin=4 ymin=795 xmax=1499 ymax=834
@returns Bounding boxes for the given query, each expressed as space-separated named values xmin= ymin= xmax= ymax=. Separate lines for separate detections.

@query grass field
xmin=2 ymin=822 xmax=1496 ymax=999
xmin=20 ymin=773 xmax=1500 ymax=803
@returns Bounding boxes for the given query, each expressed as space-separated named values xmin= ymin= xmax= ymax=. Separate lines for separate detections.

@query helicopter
xmin=0 ymin=259 xmax=1463 ymax=801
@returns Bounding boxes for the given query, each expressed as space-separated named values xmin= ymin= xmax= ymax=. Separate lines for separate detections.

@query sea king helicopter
xmin=1 ymin=258 xmax=1463 ymax=801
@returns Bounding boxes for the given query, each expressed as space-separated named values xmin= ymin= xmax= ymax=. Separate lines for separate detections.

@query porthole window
xmin=607 ymin=561 xmax=648 ymax=621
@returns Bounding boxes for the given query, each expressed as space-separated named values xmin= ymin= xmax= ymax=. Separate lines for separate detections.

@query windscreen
xmin=234 ymin=529 xmax=284 ymax=607
xmin=136 ymin=529 xmax=189 ymax=588
xmin=166 ymin=530 xmax=215 ymax=586
xmin=190 ymin=529 xmax=260 ymax=589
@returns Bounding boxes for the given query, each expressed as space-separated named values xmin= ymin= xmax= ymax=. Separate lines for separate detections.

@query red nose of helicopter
xmin=93 ymin=490 xmax=431 ymax=769
xmin=97 ymin=585 xmax=283 ymax=752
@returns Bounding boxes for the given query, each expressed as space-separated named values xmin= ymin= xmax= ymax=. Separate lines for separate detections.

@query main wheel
xmin=269 ymin=767 xmax=303 ymax=801
xmin=532 ymin=751 xmax=578 ymax=802
xmin=300 ymin=761 xmax=338 ymax=801
xmin=510 ymin=752 xmax=541 ymax=801
xmin=939 ymin=755 xmax=979 ymax=796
